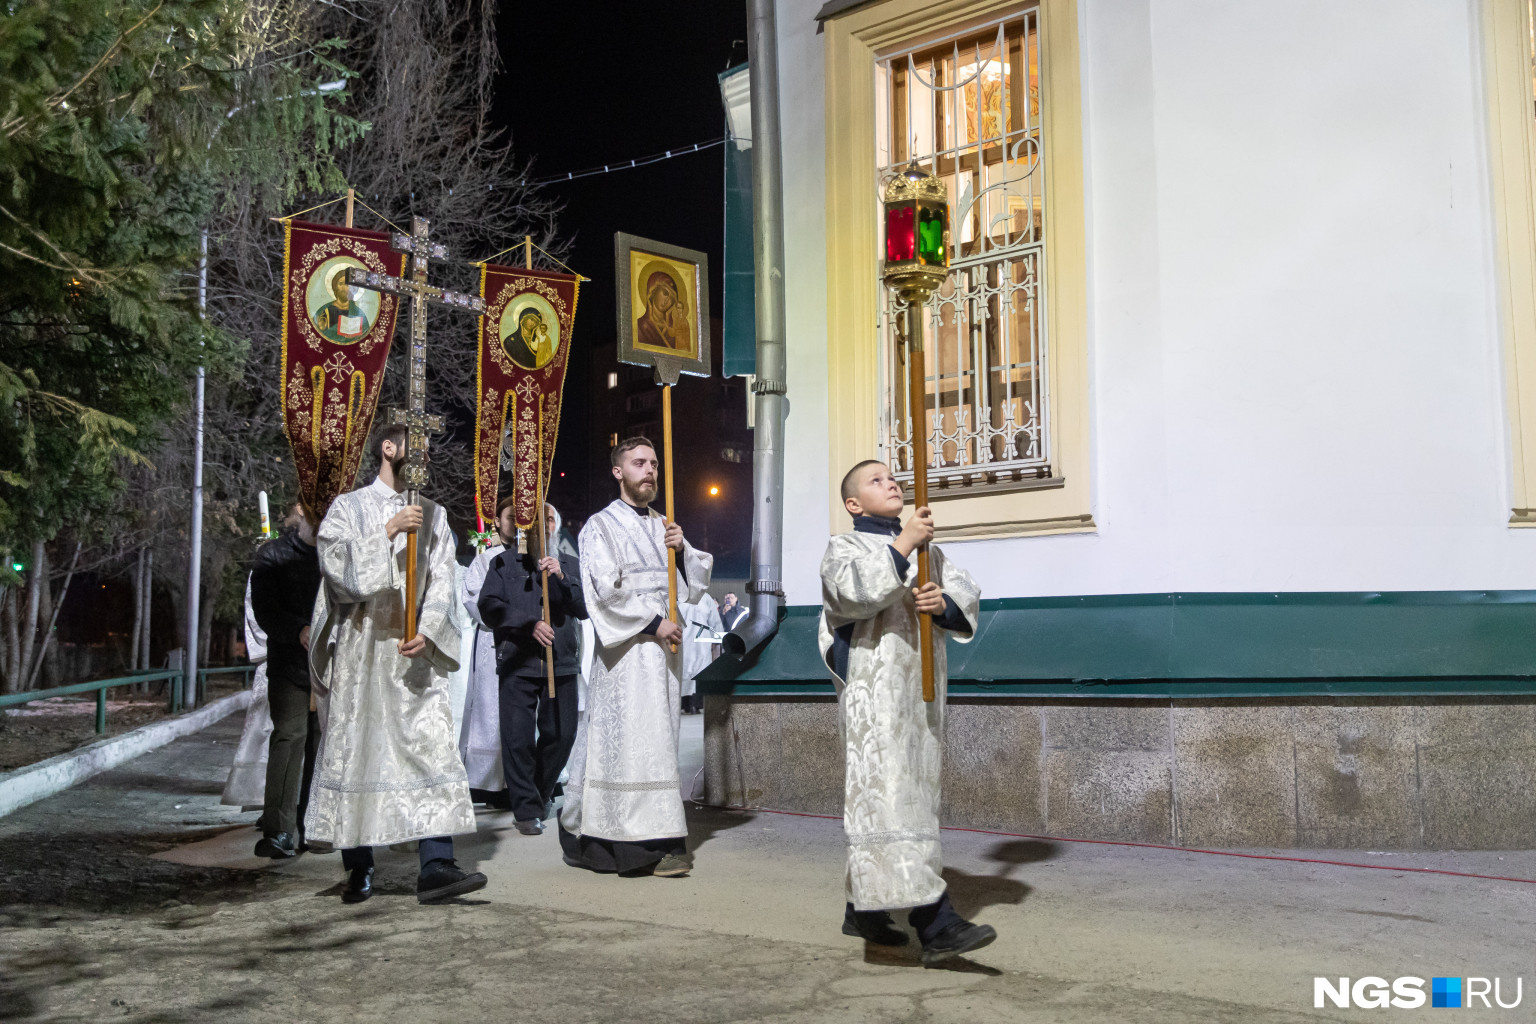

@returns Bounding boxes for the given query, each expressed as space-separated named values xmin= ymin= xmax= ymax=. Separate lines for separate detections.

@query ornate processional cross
xmin=348 ymin=215 xmax=484 ymax=639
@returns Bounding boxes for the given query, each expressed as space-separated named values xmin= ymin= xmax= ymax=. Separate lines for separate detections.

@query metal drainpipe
xmin=724 ymin=0 xmax=788 ymax=660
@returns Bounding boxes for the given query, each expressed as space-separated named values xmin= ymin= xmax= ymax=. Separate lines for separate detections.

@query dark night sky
xmin=493 ymin=3 xmax=749 ymax=538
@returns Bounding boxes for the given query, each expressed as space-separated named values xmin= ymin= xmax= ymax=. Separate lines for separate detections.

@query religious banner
xmin=474 ymin=264 xmax=580 ymax=528
xmin=279 ymin=219 xmax=407 ymax=519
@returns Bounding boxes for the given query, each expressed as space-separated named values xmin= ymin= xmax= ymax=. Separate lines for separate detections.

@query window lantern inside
xmin=886 ymin=204 xmax=916 ymax=262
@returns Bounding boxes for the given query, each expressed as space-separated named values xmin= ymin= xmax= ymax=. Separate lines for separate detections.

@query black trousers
xmin=263 ymin=675 xmax=317 ymax=837
xmin=342 ymin=836 xmax=453 ymax=873
xmin=498 ymin=671 xmax=578 ymax=822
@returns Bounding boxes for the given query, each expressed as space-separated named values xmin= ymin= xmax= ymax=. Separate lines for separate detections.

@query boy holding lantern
xmin=818 ymin=458 xmax=994 ymax=964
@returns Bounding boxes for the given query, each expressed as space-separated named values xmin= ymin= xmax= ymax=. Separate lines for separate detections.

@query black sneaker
xmin=254 ymin=832 xmax=297 ymax=859
xmin=416 ymin=861 xmax=488 ymax=904
xmin=842 ymin=904 xmax=909 ymax=946
xmin=920 ymin=920 xmax=997 ymax=964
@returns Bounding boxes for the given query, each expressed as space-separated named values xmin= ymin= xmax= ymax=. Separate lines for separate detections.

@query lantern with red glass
xmin=881 ymin=162 xmax=949 ymax=304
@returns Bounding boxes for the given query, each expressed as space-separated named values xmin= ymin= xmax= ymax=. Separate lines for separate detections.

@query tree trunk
xmin=141 ymin=549 xmax=153 ymax=674
xmin=37 ymin=558 xmax=57 ymax=689
xmin=24 ymin=542 xmax=80 ymax=691
xmin=0 ymin=586 xmax=15 ymax=693
xmin=18 ymin=540 xmax=43 ymax=690
xmin=129 ymin=548 xmax=145 ymax=673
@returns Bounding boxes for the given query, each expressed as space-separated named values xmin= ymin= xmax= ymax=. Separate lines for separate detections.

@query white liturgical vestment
xmin=818 ymin=533 xmax=980 ymax=911
xmin=561 ymin=500 xmax=712 ymax=842
xmin=221 ymin=578 xmax=271 ymax=809
xmin=304 ymin=478 xmax=476 ymax=848
xmin=458 ymin=542 xmax=505 ymax=792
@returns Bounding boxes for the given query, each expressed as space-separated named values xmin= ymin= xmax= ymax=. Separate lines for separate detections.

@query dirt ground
xmin=0 ymin=684 xmax=242 ymax=772
xmin=1 ymin=714 xmax=1533 ymax=1023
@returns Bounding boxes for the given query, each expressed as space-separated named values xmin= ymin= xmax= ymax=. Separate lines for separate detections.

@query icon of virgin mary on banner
xmin=280 ymin=220 xmax=407 ymax=521
xmin=474 ymin=263 xmax=580 ymax=528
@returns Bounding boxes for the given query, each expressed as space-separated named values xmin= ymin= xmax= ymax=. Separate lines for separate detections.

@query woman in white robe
xmin=458 ymin=534 xmax=507 ymax=797
xmin=221 ymin=577 xmax=271 ymax=814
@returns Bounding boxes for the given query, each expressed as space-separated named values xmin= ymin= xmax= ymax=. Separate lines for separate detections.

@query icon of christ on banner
xmin=280 ymin=220 xmax=406 ymax=521
xmin=475 ymin=264 xmax=580 ymax=529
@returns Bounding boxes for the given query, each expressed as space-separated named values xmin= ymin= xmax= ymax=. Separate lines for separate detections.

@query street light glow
xmin=708 ymin=485 xmax=720 ymax=497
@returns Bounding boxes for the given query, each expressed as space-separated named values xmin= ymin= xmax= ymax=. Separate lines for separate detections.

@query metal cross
xmin=348 ymin=215 xmax=485 ymax=506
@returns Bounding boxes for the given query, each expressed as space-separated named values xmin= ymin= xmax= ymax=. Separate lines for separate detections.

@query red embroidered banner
xmin=474 ymin=265 xmax=580 ymax=528
xmin=279 ymin=220 xmax=406 ymax=520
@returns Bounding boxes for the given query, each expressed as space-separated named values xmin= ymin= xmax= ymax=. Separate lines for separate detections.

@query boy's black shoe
xmin=416 ymin=861 xmax=488 ymax=904
xmin=842 ymin=904 xmax=909 ymax=946
xmin=920 ymin=920 xmax=997 ymax=964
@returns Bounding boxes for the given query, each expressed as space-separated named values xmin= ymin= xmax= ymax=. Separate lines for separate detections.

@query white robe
xmin=303 ymin=478 xmax=476 ymax=848
xmin=458 ymin=543 xmax=506 ymax=791
xmin=679 ymin=592 xmax=724 ymax=698
xmin=221 ymin=578 xmax=271 ymax=809
xmin=818 ymin=533 xmax=981 ymax=911
xmin=561 ymin=500 xmax=712 ymax=842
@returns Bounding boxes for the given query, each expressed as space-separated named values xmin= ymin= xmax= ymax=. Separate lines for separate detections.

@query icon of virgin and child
xmin=501 ymin=303 xmax=558 ymax=370
xmin=634 ymin=265 xmax=692 ymax=354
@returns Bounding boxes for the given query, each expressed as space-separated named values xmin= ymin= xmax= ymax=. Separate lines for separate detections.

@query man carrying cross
xmin=304 ymin=423 xmax=488 ymax=905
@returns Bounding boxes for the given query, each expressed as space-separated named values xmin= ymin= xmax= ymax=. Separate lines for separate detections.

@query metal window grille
xmin=876 ymin=8 xmax=1051 ymax=492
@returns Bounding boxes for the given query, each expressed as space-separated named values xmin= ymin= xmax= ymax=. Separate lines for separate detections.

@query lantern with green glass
xmin=881 ymin=162 xmax=949 ymax=303
xmin=880 ymin=162 xmax=949 ymax=705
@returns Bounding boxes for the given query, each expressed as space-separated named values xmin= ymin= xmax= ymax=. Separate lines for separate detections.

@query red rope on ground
xmin=719 ymin=805 xmax=1536 ymax=886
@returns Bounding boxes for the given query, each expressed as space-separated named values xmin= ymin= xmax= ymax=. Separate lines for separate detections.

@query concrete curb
xmin=0 ymin=689 xmax=251 ymax=818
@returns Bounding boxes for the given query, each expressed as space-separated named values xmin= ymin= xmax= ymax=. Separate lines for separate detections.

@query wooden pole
xmin=536 ymin=410 xmax=556 ymax=699
xmin=662 ymin=384 xmax=679 ymax=654
xmin=345 ymin=188 xmax=355 ymax=229
xmin=906 ymin=308 xmax=935 ymax=702
xmin=524 ymin=235 xmax=532 ymax=269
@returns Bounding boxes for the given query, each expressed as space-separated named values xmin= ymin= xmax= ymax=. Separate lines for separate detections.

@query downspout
xmin=724 ymin=0 xmax=787 ymax=660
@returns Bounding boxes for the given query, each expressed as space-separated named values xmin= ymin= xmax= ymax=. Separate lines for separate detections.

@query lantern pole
xmin=905 ymin=304 xmax=936 ymax=703
xmin=881 ymin=162 xmax=949 ymax=704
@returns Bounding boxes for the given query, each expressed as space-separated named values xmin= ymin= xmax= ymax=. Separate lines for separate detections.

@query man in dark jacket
xmin=477 ymin=499 xmax=588 ymax=835
xmin=251 ymin=506 xmax=323 ymax=858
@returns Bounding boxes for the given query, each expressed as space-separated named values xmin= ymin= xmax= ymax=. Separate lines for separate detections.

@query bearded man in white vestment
xmin=305 ymin=423 xmax=487 ymax=905
xmin=819 ymin=459 xmax=994 ymax=964
xmin=560 ymin=436 xmax=712 ymax=877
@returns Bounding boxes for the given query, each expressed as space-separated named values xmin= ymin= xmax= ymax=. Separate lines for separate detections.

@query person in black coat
xmin=250 ymin=506 xmax=323 ymax=858
xmin=477 ymin=499 xmax=588 ymax=834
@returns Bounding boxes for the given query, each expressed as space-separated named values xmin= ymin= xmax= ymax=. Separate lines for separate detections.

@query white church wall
xmin=773 ymin=0 xmax=1531 ymax=605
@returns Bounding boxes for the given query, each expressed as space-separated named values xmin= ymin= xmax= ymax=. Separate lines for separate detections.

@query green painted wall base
xmin=697 ymin=592 xmax=1536 ymax=698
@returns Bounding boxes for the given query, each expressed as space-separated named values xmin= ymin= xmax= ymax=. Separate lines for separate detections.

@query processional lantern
xmin=881 ymin=162 xmax=950 ymax=304
xmin=880 ymin=162 xmax=949 ymax=704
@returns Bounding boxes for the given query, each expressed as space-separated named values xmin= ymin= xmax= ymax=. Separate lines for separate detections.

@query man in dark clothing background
xmin=251 ymin=506 xmax=324 ymax=858
xmin=477 ymin=498 xmax=587 ymax=836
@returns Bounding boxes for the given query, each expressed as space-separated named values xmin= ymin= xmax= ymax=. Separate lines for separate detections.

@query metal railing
xmin=0 ymin=664 xmax=256 ymax=735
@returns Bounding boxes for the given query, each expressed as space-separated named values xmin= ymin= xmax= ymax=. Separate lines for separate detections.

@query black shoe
xmin=842 ymin=905 xmax=909 ymax=947
xmin=920 ymin=920 xmax=997 ymax=964
xmin=341 ymin=867 xmax=373 ymax=903
xmin=254 ymin=832 xmax=297 ymax=859
xmin=416 ymin=861 xmax=488 ymax=904
xmin=514 ymin=818 xmax=543 ymax=836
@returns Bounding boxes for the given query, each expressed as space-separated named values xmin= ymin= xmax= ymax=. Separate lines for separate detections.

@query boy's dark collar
xmin=852 ymin=513 xmax=902 ymax=537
